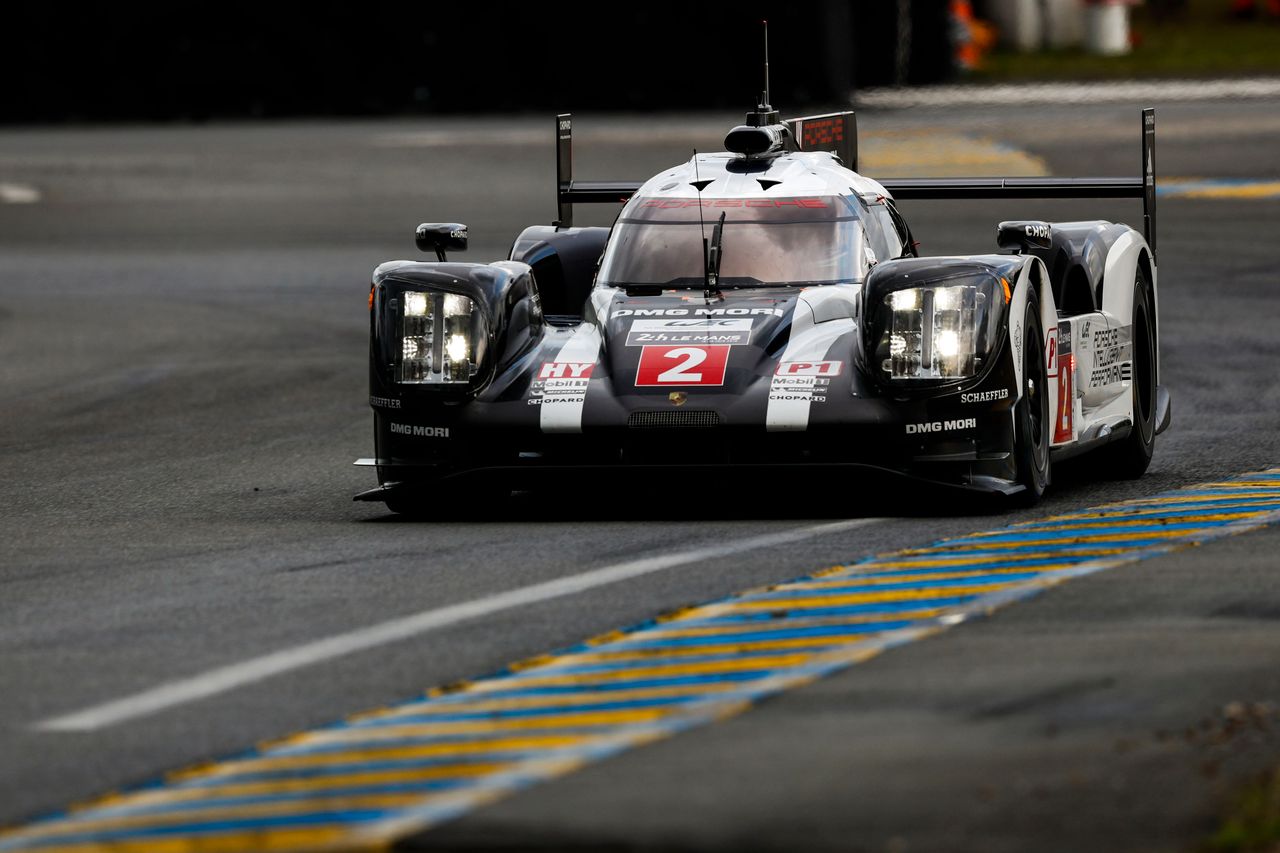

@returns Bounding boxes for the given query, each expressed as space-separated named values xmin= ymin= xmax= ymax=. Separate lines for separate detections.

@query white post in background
xmin=1083 ymin=0 xmax=1133 ymax=55
xmin=1044 ymin=0 xmax=1085 ymax=48
xmin=985 ymin=0 xmax=1044 ymax=51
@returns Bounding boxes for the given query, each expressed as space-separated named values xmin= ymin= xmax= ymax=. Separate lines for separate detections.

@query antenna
xmin=691 ymin=150 xmax=710 ymax=298
xmin=691 ymin=149 xmax=721 ymax=298
xmin=763 ymin=20 xmax=770 ymax=108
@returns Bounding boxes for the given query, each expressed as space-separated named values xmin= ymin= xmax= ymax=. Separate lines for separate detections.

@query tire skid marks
xmin=5 ymin=469 xmax=1280 ymax=852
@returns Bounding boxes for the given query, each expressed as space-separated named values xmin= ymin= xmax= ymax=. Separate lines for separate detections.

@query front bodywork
xmin=361 ymin=257 xmax=1031 ymax=501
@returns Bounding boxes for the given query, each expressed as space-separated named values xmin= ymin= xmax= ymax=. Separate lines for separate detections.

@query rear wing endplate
xmin=553 ymin=108 xmax=1156 ymax=261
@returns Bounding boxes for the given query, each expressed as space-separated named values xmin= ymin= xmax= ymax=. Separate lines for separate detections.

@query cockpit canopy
xmin=597 ymin=195 xmax=876 ymax=289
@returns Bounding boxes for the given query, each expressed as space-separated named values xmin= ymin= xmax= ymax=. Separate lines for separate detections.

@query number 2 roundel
xmin=635 ymin=345 xmax=731 ymax=386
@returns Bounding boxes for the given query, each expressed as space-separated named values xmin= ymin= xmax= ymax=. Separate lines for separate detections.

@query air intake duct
xmin=724 ymin=123 xmax=790 ymax=157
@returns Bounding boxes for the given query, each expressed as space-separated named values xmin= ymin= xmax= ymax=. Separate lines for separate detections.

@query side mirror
xmin=416 ymin=223 xmax=468 ymax=261
xmin=996 ymin=220 xmax=1052 ymax=254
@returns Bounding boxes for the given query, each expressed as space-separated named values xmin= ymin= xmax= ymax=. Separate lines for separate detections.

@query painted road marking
xmin=6 ymin=469 xmax=1280 ymax=852
xmin=0 ymin=183 xmax=40 ymax=204
xmin=33 ymin=519 xmax=882 ymax=733
xmin=1159 ymin=178 xmax=1280 ymax=200
xmin=856 ymin=77 xmax=1280 ymax=108
xmin=377 ymin=128 xmax=1045 ymax=179
xmin=860 ymin=131 xmax=1048 ymax=177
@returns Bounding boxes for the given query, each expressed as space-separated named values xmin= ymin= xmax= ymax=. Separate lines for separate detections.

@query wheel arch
xmin=1098 ymin=229 xmax=1158 ymax=384
xmin=1008 ymin=254 xmax=1057 ymax=404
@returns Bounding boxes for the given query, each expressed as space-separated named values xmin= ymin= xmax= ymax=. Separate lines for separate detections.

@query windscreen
xmin=597 ymin=196 xmax=869 ymax=288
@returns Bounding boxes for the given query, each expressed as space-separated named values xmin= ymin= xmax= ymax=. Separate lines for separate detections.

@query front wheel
xmin=1013 ymin=291 xmax=1051 ymax=505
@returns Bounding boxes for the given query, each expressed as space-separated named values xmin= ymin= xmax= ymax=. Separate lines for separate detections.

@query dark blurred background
xmin=1 ymin=1 xmax=954 ymax=123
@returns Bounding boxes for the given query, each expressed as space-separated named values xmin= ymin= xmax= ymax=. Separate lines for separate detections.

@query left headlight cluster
xmin=397 ymin=291 xmax=487 ymax=384
xmin=868 ymin=273 xmax=1003 ymax=384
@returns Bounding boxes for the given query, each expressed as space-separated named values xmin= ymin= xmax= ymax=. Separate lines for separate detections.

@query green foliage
xmin=1207 ymin=767 xmax=1280 ymax=853
xmin=973 ymin=0 xmax=1280 ymax=81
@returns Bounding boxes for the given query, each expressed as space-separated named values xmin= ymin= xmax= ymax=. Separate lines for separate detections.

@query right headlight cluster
xmin=397 ymin=290 xmax=488 ymax=385
xmin=868 ymin=272 xmax=1005 ymax=384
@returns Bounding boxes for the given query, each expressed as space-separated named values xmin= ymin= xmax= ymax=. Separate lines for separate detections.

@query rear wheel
xmin=1014 ymin=291 xmax=1051 ymax=505
xmin=1095 ymin=271 xmax=1156 ymax=478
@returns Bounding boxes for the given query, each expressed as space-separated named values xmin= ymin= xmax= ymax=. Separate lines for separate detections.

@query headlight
xmin=870 ymin=273 xmax=1002 ymax=383
xmin=396 ymin=290 xmax=487 ymax=384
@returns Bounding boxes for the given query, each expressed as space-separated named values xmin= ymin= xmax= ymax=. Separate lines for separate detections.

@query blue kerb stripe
xmin=419 ymin=670 xmax=780 ymax=700
xmin=599 ymin=621 xmax=918 ymax=650
xmin=175 ymin=756 xmax=528 ymax=788
xmin=742 ymin=572 xmax=1042 ymax=597
xmin=3 ymin=811 xmax=389 ymax=850
xmin=66 ymin=778 xmax=479 ymax=821
xmin=835 ymin=557 xmax=1100 ymax=579
xmin=349 ymin=694 xmax=698 ymax=725
xmin=946 ymin=522 xmax=1234 ymax=544
xmin=522 ymin=650 xmax=832 ymax=678
xmin=1006 ymin=504 xmax=1280 ymax=528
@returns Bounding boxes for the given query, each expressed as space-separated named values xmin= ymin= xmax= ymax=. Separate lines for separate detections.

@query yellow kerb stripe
xmin=92 ymin=763 xmax=510 ymax=811
xmin=0 ymin=826 xmax=363 ymax=853
xmin=167 ymin=734 xmax=600 ymax=779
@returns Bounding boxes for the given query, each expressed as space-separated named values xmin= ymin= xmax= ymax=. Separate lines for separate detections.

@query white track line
xmin=34 ymin=518 xmax=882 ymax=732
xmin=856 ymin=77 xmax=1280 ymax=108
xmin=0 ymin=183 xmax=40 ymax=204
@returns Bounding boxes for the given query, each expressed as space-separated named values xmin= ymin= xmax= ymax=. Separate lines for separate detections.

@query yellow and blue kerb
xmin=4 ymin=469 xmax=1280 ymax=852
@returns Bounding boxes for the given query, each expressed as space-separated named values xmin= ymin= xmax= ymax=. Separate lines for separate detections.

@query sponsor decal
xmin=369 ymin=395 xmax=402 ymax=409
xmin=1054 ymin=320 xmax=1075 ymax=444
xmin=1092 ymin=327 xmax=1120 ymax=350
xmin=639 ymin=198 xmax=830 ymax=209
xmin=625 ymin=318 xmax=752 ymax=347
xmin=613 ymin=307 xmax=783 ymax=318
xmin=389 ymin=423 xmax=449 ymax=438
xmin=769 ymin=362 xmax=838 ymax=403
xmin=960 ymin=388 xmax=1009 ymax=404
xmin=768 ymin=374 xmax=830 ymax=403
xmin=1025 ymin=223 xmax=1050 ymax=240
xmin=537 ymin=362 xmax=594 ymax=380
xmin=635 ymin=345 xmax=731 ymax=387
xmin=530 ymin=362 xmax=595 ymax=406
xmin=1087 ymin=325 xmax=1130 ymax=388
xmin=776 ymin=360 xmax=842 ymax=377
xmin=906 ymin=418 xmax=977 ymax=435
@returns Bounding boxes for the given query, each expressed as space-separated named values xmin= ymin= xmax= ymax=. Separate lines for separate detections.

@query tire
xmin=1095 ymin=270 xmax=1156 ymax=478
xmin=1014 ymin=290 xmax=1051 ymax=505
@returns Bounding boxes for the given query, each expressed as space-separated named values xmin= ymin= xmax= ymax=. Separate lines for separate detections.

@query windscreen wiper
xmin=704 ymin=211 xmax=726 ymax=299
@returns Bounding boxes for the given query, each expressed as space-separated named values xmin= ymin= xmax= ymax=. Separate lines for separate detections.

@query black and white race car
xmin=356 ymin=99 xmax=1170 ymax=511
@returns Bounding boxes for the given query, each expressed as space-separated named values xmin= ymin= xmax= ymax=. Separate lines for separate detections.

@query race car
xmin=355 ymin=98 xmax=1171 ymax=511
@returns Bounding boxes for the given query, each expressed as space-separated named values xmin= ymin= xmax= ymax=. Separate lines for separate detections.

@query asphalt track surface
xmin=1 ymin=99 xmax=1279 ymax=852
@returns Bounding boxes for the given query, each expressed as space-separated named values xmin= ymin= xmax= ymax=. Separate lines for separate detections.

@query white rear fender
xmin=1099 ymin=228 xmax=1158 ymax=380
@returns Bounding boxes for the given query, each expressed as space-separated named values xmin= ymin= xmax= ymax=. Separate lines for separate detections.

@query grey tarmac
xmin=0 ymin=99 xmax=1278 ymax=851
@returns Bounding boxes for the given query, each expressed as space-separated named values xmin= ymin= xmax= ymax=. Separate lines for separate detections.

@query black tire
xmin=1014 ymin=291 xmax=1051 ymax=505
xmin=1095 ymin=270 xmax=1156 ymax=478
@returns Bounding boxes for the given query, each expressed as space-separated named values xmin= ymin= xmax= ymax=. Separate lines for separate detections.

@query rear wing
xmin=553 ymin=108 xmax=1156 ymax=260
